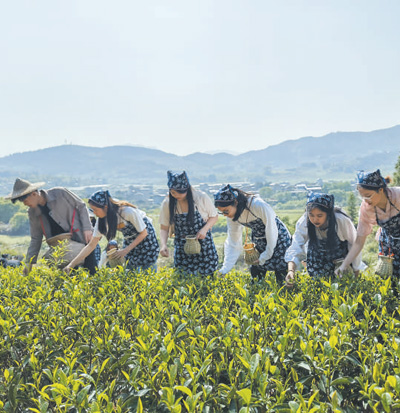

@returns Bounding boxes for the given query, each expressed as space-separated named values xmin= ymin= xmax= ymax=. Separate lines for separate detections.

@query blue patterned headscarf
xmin=307 ymin=192 xmax=334 ymax=210
xmin=167 ymin=171 xmax=190 ymax=191
xmin=89 ymin=190 xmax=111 ymax=207
xmin=214 ymin=184 xmax=238 ymax=204
xmin=357 ymin=169 xmax=386 ymax=188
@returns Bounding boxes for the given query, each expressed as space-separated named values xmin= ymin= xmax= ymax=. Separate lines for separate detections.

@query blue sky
xmin=1 ymin=0 xmax=399 ymax=156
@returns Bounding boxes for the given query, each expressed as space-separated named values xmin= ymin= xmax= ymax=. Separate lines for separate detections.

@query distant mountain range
xmin=0 ymin=125 xmax=399 ymax=189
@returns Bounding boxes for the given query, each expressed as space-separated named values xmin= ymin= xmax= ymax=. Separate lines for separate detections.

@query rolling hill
xmin=0 ymin=125 xmax=399 ymax=190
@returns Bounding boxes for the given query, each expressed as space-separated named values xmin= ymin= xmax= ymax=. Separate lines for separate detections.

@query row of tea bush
xmin=0 ymin=264 xmax=400 ymax=412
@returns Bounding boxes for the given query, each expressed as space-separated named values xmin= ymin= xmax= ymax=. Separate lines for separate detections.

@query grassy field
xmin=275 ymin=209 xmax=304 ymax=222
xmin=0 ymin=234 xmax=31 ymax=257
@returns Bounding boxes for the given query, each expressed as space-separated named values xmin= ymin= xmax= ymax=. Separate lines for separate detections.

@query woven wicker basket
xmin=243 ymin=242 xmax=260 ymax=265
xmin=375 ymin=255 xmax=394 ymax=277
xmin=43 ymin=234 xmax=84 ymax=268
xmin=46 ymin=232 xmax=72 ymax=247
xmin=106 ymin=248 xmax=125 ymax=268
xmin=184 ymin=236 xmax=201 ymax=255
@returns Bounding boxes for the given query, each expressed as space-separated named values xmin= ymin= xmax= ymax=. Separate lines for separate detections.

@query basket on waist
xmin=184 ymin=235 xmax=201 ymax=255
xmin=375 ymin=254 xmax=394 ymax=277
xmin=43 ymin=232 xmax=85 ymax=268
xmin=243 ymin=242 xmax=260 ymax=265
xmin=46 ymin=232 xmax=72 ymax=247
xmin=243 ymin=224 xmax=260 ymax=265
xmin=106 ymin=248 xmax=126 ymax=268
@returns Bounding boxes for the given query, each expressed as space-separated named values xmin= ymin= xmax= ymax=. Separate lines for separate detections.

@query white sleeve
xmin=284 ymin=213 xmax=308 ymax=269
xmin=220 ymin=218 xmax=243 ymax=274
xmin=159 ymin=197 xmax=170 ymax=227
xmin=120 ymin=207 xmax=146 ymax=232
xmin=92 ymin=219 xmax=103 ymax=239
xmin=195 ymin=190 xmax=218 ymax=219
xmin=99 ymin=250 xmax=108 ymax=268
xmin=336 ymin=213 xmax=367 ymax=271
xmin=249 ymin=198 xmax=278 ymax=265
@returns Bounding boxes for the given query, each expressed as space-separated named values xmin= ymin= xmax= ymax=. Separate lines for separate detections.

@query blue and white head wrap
xmin=167 ymin=171 xmax=190 ymax=191
xmin=214 ymin=184 xmax=238 ymax=204
xmin=89 ymin=190 xmax=111 ymax=207
xmin=357 ymin=169 xmax=386 ymax=188
xmin=307 ymin=192 xmax=334 ymax=210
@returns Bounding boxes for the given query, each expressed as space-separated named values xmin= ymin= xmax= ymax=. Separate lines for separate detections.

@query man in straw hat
xmin=6 ymin=178 xmax=96 ymax=274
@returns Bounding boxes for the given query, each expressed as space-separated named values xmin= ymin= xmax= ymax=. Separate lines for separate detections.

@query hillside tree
xmin=394 ymin=153 xmax=400 ymax=186
xmin=0 ymin=198 xmax=25 ymax=224
xmin=9 ymin=212 xmax=30 ymax=235
xmin=347 ymin=192 xmax=358 ymax=225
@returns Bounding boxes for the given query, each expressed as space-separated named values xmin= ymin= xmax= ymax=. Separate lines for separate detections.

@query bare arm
xmin=64 ymin=236 xmax=100 ymax=273
xmin=114 ymin=229 xmax=148 ymax=259
xmin=160 ymin=225 xmax=170 ymax=257
xmin=196 ymin=216 xmax=218 ymax=240
xmin=335 ymin=235 xmax=367 ymax=276
xmin=285 ymin=261 xmax=297 ymax=287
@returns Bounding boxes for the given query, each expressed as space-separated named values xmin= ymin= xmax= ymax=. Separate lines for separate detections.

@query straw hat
xmin=6 ymin=178 xmax=45 ymax=200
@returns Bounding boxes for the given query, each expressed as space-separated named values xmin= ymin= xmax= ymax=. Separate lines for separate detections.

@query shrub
xmin=0 ymin=265 xmax=399 ymax=411
xmin=8 ymin=212 xmax=30 ymax=235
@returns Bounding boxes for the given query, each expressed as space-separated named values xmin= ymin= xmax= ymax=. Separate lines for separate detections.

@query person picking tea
xmin=6 ymin=178 xmax=96 ymax=274
xmin=214 ymin=184 xmax=291 ymax=283
xmin=336 ymin=169 xmax=399 ymax=279
xmin=159 ymin=171 xmax=219 ymax=275
xmin=64 ymin=190 xmax=159 ymax=273
xmin=286 ymin=192 xmax=365 ymax=287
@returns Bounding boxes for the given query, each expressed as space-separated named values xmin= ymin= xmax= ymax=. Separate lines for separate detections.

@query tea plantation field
xmin=0 ymin=265 xmax=400 ymax=412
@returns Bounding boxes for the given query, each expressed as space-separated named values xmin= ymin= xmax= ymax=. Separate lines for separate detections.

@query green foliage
xmin=279 ymin=215 xmax=295 ymax=235
xmin=393 ymin=153 xmax=400 ymax=186
xmin=322 ymin=181 xmax=353 ymax=192
xmin=346 ymin=192 xmax=359 ymax=224
xmin=8 ymin=212 xmax=30 ymax=235
xmin=0 ymin=198 xmax=25 ymax=224
xmin=259 ymin=186 xmax=273 ymax=200
xmin=0 ymin=234 xmax=31 ymax=257
xmin=212 ymin=218 xmax=227 ymax=234
xmin=1 ymin=265 xmax=400 ymax=411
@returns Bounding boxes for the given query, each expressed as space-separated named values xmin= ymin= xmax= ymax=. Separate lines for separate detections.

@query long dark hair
xmin=307 ymin=203 xmax=348 ymax=250
xmin=214 ymin=187 xmax=255 ymax=222
xmin=169 ymin=186 xmax=195 ymax=226
xmin=88 ymin=197 xmax=137 ymax=241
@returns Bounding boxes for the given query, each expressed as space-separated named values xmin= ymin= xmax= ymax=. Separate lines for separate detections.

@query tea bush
xmin=0 ymin=264 xmax=400 ymax=412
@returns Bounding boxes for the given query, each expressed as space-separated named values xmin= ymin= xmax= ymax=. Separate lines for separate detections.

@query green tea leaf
xmin=175 ymin=385 xmax=192 ymax=398
xmin=237 ymin=388 xmax=251 ymax=405
xmin=381 ymin=392 xmax=392 ymax=412
xmin=136 ymin=397 xmax=143 ymax=413
xmin=250 ymin=353 xmax=260 ymax=376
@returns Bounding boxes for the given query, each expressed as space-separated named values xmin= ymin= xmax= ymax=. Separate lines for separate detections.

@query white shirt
xmin=285 ymin=211 xmax=366 ymax=271
xmin=93 ymin=206 xmax=148 ymax=239
xmin=159 ymin=189 xmax=218 ymax=227
xmin=220 ymin=197 xmax=280 ymax=274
